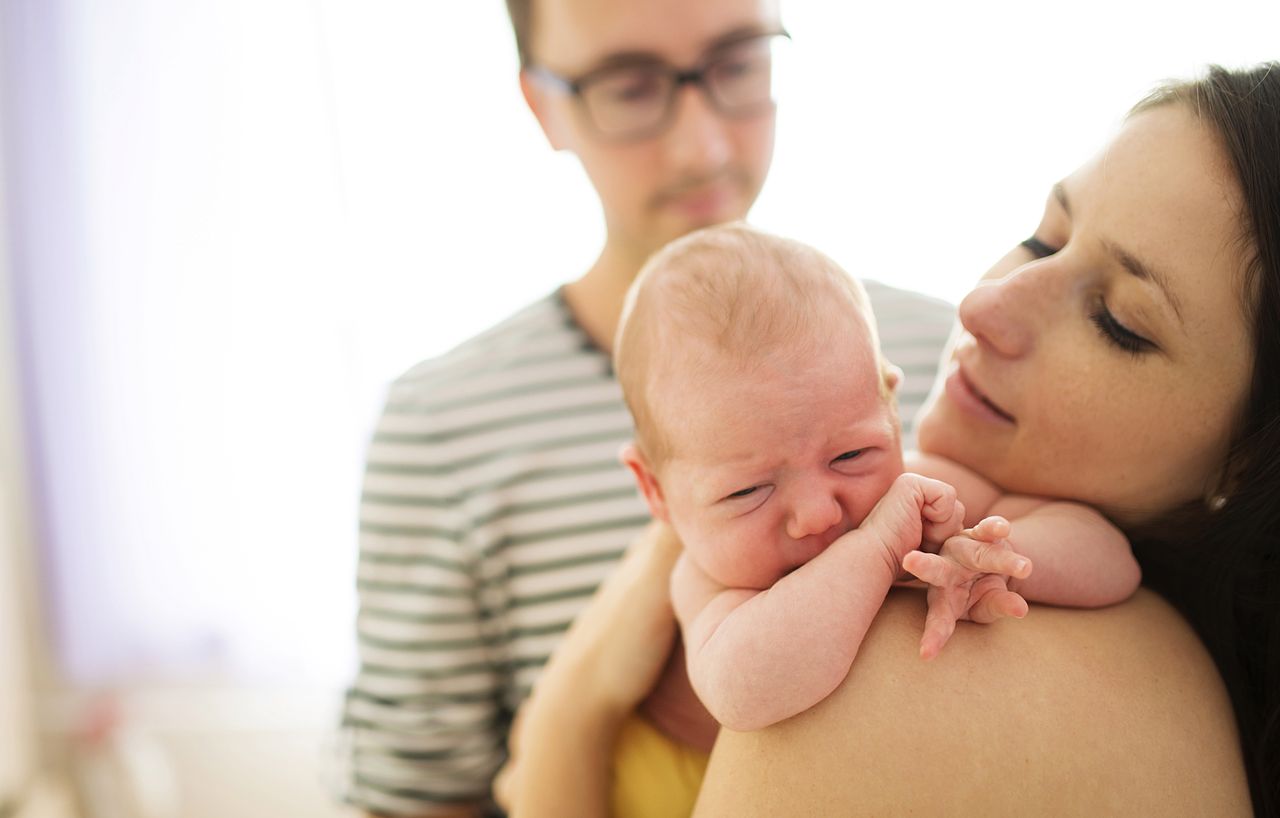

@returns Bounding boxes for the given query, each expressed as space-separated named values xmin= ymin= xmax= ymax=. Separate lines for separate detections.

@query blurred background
xmin=1 ymin=1 xmax=1275 ymax=816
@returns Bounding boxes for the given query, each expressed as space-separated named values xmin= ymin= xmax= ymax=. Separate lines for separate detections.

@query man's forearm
xmin=510 ymin=657 xmax=627 ymax=818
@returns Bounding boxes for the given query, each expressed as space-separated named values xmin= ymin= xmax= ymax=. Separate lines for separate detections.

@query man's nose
xmin=662 ymin=83 xmax=732 ymax=175
xmin=786 ymin=491 xmax=843 ymax=541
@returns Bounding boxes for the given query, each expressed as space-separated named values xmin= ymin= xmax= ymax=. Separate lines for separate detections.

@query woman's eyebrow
xmin=1103 ymin=239 xmax=1185 ymax=323
xmin=1053 ymin=183 xmax=1071 ymax=216
xmin=1056 ymin=181 xmax=1184 ymax=324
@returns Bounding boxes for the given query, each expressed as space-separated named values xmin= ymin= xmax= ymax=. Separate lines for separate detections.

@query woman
xmin=499 ymin=63 xmax=1280 ymax=817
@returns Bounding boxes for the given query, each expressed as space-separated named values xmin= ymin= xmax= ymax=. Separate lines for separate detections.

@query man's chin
xmin=661 ymin=206 xmax=750 ymax=242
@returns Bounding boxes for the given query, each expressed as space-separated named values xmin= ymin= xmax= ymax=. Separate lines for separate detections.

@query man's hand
xmin=901 ymin=516 xmax=1032 ymax=660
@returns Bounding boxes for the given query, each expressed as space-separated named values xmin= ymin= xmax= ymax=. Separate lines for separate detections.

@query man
xmin=336 ymin=0 xmax=954 ymax=814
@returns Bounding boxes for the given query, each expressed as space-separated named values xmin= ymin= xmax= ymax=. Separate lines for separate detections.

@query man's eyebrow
xmin=704 ymin=24 xmax=777 ymax=51
xmin=588 ymin=25 xmax=776 ymax=72
xmin=1104 ymin=240 xmax=1185 ymax=322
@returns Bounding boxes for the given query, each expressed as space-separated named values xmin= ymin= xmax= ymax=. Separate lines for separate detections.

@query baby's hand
xmin=901 ymin=516 xmax=1032 ymax=660
xmin=861 ymin=473 xmax=967 ymax=576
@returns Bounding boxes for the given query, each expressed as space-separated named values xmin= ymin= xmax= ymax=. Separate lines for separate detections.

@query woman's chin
xmin=915 ymin=400 xmax=1004 ymax=481
xmin=913 ymin=399 xmax=951 ymax=455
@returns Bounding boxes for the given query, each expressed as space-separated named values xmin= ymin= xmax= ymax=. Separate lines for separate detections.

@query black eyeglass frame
xmin=527 ymin=29 xmax=791 ymax=142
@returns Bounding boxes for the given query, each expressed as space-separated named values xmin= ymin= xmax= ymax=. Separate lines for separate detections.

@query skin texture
xmin=693 ymin=588 xmax=1251 ymax=817
xmin=667 ymin=471 xmax=964 ymax=731
xmin=521 ymin=0 xmax=781 ymax=351
xmin=614 ymin=239 xmax=1135 ymax=743
xmin=917 ymin=106 xmax=1253 ymax=528
xmin=636 ymin=324 xmax=902 ymax=591
xmin=693 ymin=105 xmax=1256 ymax=817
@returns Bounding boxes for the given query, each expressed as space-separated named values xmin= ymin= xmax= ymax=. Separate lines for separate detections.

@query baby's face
xmin=657 ymin=330 xmax=903 ymax=589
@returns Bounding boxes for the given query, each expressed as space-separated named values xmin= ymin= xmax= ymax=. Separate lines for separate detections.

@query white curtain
xmin=5 ymin=0 xmax=1277 ymax=687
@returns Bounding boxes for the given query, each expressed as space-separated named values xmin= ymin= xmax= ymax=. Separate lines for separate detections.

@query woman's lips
xmin=944 ymin=365 xmax=1016 ymax=425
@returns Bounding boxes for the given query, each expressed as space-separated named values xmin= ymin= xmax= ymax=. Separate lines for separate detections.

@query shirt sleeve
xmin=334 ymin=391 xmax=508 ymax=816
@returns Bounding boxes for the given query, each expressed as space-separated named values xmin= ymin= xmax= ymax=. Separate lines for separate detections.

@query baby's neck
xmin=638 ymin=635 xmax=719 ymax=752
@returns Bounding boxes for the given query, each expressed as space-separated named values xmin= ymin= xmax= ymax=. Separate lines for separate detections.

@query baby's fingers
xmin=944 ymin=535 xmax=1032 ymax=580
xmin=902 ymin=550 xmax=957 ymax=588
xmin=919 ymin=585 xmax=961 ymax=661
xmin=968 ymin=586 xmax=1029 ymax=624
xmin=969 ymin=515 xmax=1011 ymax=543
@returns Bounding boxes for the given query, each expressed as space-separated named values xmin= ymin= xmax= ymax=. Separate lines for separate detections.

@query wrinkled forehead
xmin=653 ymin=320 xmax=890 ymax=453
xmin=531 ymin=0 xmax=782 ymax=69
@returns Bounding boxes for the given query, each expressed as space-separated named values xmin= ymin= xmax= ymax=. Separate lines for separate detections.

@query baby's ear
xmin=620 ymin=442 xmax=670 ymax=522
xmin=883 ymin=362 xmax=904 ymax=393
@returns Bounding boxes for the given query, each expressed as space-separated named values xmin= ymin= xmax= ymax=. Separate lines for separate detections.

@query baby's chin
xmin=707 ymin=554 xmax=818 ymax=590
xmin=695 ymin=529 xmax=855 ymax=589
xmin=700 ymin=559 xmax=787 ymax=591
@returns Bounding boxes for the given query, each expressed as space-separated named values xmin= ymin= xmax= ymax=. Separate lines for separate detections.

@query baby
xmin=606 ymin=224 xmax=1140 ymax=816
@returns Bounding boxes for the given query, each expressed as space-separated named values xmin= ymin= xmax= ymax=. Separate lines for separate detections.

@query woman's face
xmin=916 ymin=104 xmax=1254 ymax=527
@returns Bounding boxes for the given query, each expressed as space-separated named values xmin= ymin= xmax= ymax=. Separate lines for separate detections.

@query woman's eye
xmin=1090 ymin=303 xmax=1155 ymax=356
xmin=725 ymin=486 xmax=759 ymax=499
xmin=1021 ymin=236 xmax=1060 ymax=258
xmin=832 ymin=450 xmax=863 ymax=463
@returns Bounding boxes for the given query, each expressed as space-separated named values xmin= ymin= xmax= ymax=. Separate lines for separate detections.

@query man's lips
xmin=946 ymin=364 xmax=1016 ymax=425
xmin=653 ymin=173 xmax=745 ymax=214
xmin=661 ymin=184 xmax=733 ymax=218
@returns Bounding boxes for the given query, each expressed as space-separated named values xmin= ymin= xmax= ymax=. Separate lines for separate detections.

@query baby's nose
xmin=786 ymin=493 xmax=843 ymax=541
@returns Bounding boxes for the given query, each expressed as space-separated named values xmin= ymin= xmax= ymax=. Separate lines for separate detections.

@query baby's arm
xmin=986 ymin=495 xmax=1141 ymax=607
xmin=671 ymin=473 xmax=965 ymax=732
xmin=907 ymin=452 xmax=1141 ymax=606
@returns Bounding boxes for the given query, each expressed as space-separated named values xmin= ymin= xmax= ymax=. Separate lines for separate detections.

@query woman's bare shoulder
xmin=694 ymin=588 xmax=1250 ymax=816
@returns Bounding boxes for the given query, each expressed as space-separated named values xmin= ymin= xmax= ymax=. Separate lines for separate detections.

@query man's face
xmin=524 ymin=0 xmax=780 ymax=261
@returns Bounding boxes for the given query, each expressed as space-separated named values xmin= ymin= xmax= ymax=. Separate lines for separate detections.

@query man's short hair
xmin=505 ymin=0 xmax=534 ymax=68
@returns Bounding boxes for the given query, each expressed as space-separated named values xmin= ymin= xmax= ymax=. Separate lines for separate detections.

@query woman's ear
xmin=620 ymin=442 xmax=670 ymax=522
xmin=519 ymin=71 xmax=570 ymax=152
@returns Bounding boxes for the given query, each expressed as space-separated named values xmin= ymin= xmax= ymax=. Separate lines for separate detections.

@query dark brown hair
xmin=1126 ymin=62 xmax=1280 ymax=818
xmin=504 ymin=0 xmax=534 ymax=68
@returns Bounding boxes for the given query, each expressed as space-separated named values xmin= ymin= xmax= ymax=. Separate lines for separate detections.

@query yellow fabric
xmin=611 ymin=713 xmax=710 ymax=818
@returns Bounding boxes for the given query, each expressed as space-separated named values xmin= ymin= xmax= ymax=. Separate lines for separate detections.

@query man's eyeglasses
xmin=529 ymin=31 xmax=790 ymax=142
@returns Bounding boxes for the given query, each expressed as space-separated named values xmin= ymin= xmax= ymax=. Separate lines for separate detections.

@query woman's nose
xmin=786 ymin=491 xmax=843 ymax=541
xmin=958 ymin=266 xmax=1043 ymax=358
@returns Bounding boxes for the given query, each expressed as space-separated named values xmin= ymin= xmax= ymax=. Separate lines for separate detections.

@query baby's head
xmin=615 ymin=224 xmax=906 ymax=589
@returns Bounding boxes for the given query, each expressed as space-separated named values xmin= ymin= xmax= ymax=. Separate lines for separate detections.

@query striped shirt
xmin=336 ymin=283 xmax=955 ymax=815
